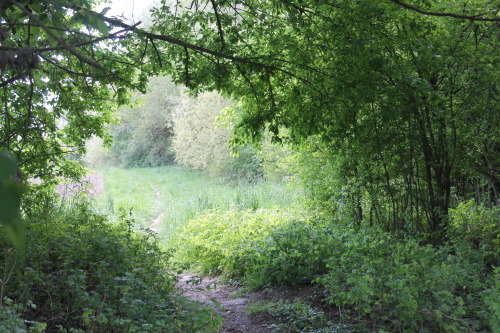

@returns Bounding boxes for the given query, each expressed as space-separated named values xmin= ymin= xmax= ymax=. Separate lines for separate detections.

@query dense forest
xmin=0 ymin=0 xmax=498 ymax=332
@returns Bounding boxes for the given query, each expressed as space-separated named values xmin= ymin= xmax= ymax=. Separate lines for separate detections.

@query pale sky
xmin=105 ymin=0 xmax=156 ymax=24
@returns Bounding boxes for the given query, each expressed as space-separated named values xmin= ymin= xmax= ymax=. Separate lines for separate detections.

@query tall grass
xmin=94 ymin=165 xmax=300 ymax=243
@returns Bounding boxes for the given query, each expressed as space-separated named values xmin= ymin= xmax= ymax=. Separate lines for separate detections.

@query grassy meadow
xmin=94 ymin=165 xmax=301 ymax=242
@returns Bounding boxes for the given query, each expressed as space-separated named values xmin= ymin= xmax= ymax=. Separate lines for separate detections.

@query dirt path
xmin=176 ymin=274 xmax=274 ymax=333
xmin=150 ymin=186 xmax=164 ymax=233
xmin=56 ymin=172 xmax=105 ymax=197
xmin=82 ymin=173 xmax=307 ymax=331
xmin=150 ymin=212 xmax=164 ymax=233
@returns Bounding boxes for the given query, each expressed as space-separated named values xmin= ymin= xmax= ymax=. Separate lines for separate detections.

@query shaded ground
xmin=176 ymin=274 xmax=275 ymax=333
xmin=176 ymin=274 xmax=327 ymax=333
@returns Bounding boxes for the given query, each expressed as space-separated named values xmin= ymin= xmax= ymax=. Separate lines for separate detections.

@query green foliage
xmin=239 ymin=221 xmax=336 ymax=287
xmin=97 ymin=166 xmax=299 ymax=239
xmin=0 ymin=298 xmax=46 ymax=333
xmin=148 ymin=0 xmax=500 ymax=242
xmin=174 ymin=210 xmax=332 ymax=287
xmin=315 ymin=229 xmax=496 ymax=332
xmin=172 ymin=91 xmax=262 ymax=182
xmin=481 ymin=267 xmax=500 ymax=333
xmin=174 ymin=207 xmax=498 ymax=332
xmin=249 ymin=300 xmax=328 ymax=332
xmin=0 ymin=0 xmax=142 ymax=183
xmin=171 ymin=208 xmax=308 ymax=278
xmin=259 ymin=135 xmax=299 ymax=183
xmin=0 ymin=192 xmax=221 ymax=332
xmin=106 ymin=76 xmax=180 ymax=168
xmin=0 ymin=152 xmax=25 ymax=252
xmin=448 ymin=199 xmax=500 ymax=250
xmin=206 ymin=146 xmax=263 ymax=183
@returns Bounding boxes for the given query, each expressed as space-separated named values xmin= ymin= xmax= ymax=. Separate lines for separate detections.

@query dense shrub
xmin=0 ymin=191 xmax=221 ymax=332
xmin=175 ymin=212 xmax=339 ymax=287
xmin=448 ymin=199 xmax=500 ymax=252
xmin=171 ymin=208 xmax=309 ymax=279
xmin=174 ymin=209 xmax=498 ymax=332
xmin=315 ymin=228 xmax=497 ymax=332
xmin=172 ymin=91 xmax=263 ymax=182
xmin=231 ymin=221 xmax=336 ymax=287
xmin=93 ymin=76 xmax=180 ymax=168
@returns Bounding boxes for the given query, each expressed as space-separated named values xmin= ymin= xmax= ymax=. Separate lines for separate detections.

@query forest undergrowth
xmin=1 ymin=166 xmax=498 ymax=332
xmin=99 ymin=166 xmax=499 ymax=332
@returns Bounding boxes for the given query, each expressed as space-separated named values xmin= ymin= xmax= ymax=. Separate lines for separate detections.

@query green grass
xmin=94 ymin=165 xmax=300 ymax=243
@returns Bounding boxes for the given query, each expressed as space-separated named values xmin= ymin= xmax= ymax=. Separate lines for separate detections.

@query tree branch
xmin=388 ymin=0 xmax=500 ymax=22
xmin=210 ymin=0 xmax=225 ymax=50
xmin=9 ymin=0 xmax=104 ymax=70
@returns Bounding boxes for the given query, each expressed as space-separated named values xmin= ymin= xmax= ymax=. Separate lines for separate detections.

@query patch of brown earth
xmin=176 ymin=274 xmax=274 ymax=333
xmin=176 ymin=274 xmax=327 ymax=333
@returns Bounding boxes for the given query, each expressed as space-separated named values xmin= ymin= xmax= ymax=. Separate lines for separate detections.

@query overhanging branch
xmin=388 ymin=0 xmax=500 ymax=22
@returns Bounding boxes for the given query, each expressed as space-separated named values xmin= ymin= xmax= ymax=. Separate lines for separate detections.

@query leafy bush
xmin=315 ymin=228 xmax=496 ymax=332
xmin=172 ymin=91 xmax=263 ymax=182
xmin=0 ymin=191 xmax=221 ymax=332
xmin=174 ymin=211 xmax=335 ymax=287
xmin=171 ymin=208 xmax=308 ymax=279
xmin=106 ymin=76 xmax=180 ymax=168
xmin=0 ymin=298 xmax=46 ymax=333
xmin=481 ymin=267 xmax=499 ymax=333
xmin=174 ymin=207 xmax=498 ymax=332
xmin=232 ymin=221 xmax=337 ymax=287
xmin=206 ymin=146 xmax=263 ymax=183
xmin=448 ymin=199 xmax=500 ymax=251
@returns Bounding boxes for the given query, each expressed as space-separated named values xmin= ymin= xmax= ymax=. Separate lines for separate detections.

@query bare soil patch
xmin=177 ymin=274 xmax=274 ymax=333
xmin=176 ymin=274 xmax=326 ymax=333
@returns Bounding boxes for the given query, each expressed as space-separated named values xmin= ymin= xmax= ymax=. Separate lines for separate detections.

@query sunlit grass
xmin=94 ymin=165 xmax=300 ymax=243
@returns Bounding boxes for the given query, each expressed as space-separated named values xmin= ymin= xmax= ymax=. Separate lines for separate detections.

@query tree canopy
xmin=1 ymin=0 xmax=498 ymax=241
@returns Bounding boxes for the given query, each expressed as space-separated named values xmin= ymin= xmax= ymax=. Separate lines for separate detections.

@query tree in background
xmin=173 ymin=91 xmax=262 ymax=181
xmin=146 ymin=0 xmax=499 ymax=242
xmin=109 ymin=76 xmax=180 ymax=167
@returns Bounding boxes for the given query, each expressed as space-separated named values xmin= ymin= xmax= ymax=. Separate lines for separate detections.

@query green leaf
xmin=96 ymin=19 xmax=109 ymax=35
xmin=0 ymin=151 xmax=16 ymax=179
xmin=0 ymin=152 xmax=26 ymax=253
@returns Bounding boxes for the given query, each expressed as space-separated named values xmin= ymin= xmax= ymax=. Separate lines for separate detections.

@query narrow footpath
xmin=176 ymin=274 xmax=274 ymax=333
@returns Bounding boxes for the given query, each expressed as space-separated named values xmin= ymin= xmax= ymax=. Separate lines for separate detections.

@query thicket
xmin=86 ymin=83 xmax=263 ymax=182
xmin=0 ymin=190 xmax=221 ymax=333
xmin=106 ymin=76 xmax=180 ymax=168
xmin=174 ymin=203 xmax=499 ymax=332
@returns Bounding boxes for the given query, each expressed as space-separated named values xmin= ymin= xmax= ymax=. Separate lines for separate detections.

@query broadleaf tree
xmin=108 ymin=75 xmax=180 ymax=167
xmin=1 ymin=0 xmax=498 ymax=242
xmin=172 ymin=90 xmax=262 ymax=181
xmin=146 ymin=0 xmax=499 ymax=241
